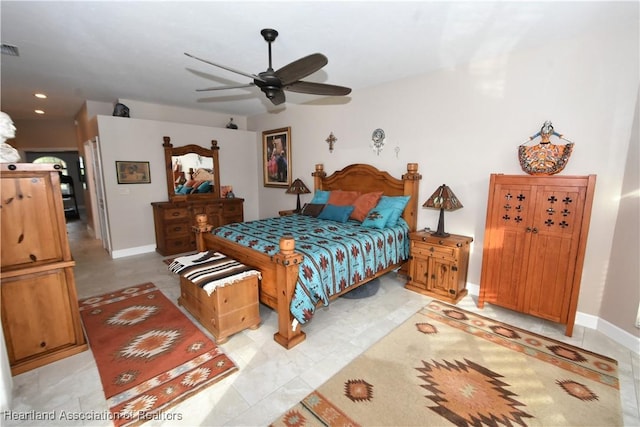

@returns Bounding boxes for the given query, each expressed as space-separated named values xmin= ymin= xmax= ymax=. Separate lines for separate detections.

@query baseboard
xmin=467 ymin=283 xmax=639 ymax=355
xmin=110 ymin=244 xmax=156 ymax=259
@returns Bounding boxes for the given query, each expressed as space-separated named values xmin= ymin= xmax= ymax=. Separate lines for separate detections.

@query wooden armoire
xmin=478 ymin=174 xmax=596 ymax=336
xmin=1 ymin=163 xmax=88 ymax=375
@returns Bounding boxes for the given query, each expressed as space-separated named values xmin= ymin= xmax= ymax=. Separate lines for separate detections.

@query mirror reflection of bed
xmin=172 ymin=153 xmax=215 ymax=195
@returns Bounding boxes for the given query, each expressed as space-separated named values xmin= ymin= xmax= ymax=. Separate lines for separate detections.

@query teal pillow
xmin=177 ymin=185 xmax=193 ymax=195
xmin=310 ymin=190 xmax=330 ymax=204
xmin=375 ymin=195 xmax=410 ymax=227
xmin=196 ymin=181 xmax=212 ymax=193
xmin=317 ymin=204 xmax=355 ymax=223
xmin=361 ymin=208 xmax=394 ymax=229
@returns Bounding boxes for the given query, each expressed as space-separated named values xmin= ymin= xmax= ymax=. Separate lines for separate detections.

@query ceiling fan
xmin=185 ymin=28 xmax=352 ymax=106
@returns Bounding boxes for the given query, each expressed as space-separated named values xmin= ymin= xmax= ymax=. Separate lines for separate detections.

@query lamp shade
xmin=422 ymin=184 xmax=463 ymax=237
xmin=286 ymin=178 xmax=311 ymax=212
xmin=423 ymin=184 xmax=463 ymax=211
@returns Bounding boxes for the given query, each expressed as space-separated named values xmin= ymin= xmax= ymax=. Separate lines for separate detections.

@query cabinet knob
xmin=429 ymin=247 xmax=434 ymax=252
xmin=40 ymin=341 xmax=46 ymax=348
xmin=421 ymin=236 xmax=427 ymax=241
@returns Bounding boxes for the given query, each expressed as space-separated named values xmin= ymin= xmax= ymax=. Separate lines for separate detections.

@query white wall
xmin=96 ymin=115 xmax=257 ymax=257
xmin=248 ymin=26 xmax=639 ymax=320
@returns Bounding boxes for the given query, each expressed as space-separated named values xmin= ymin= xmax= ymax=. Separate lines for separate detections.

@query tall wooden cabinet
xmin=1 ymin=164 xmax=87 ymax=375
xmin=478 ymin=174 xmax=596 ymax=336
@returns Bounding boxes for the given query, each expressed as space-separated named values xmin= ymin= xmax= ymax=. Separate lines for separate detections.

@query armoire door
xmin=479 ymin=174 xmax=596 ymax=336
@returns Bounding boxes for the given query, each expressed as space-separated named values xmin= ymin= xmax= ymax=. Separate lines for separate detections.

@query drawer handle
xmin=40 ymin=341 xmax=46 ymax=348
xmin=421 ymin=237 xmax=427 ymax=241
xmin=429 ymin=247 xmax=434 ymax=252
xmin=172 ymin=212 xmax=180 ymax=217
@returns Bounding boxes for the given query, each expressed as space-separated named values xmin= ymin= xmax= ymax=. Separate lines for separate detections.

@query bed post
xmin=193 ymin=214 xmax=213 ymax=252
xmin=402 ymin=163 xmax=422 ymax=232
xmin=272 ymin=236 xmax=306 ymax=348
xmin=312 ymin=164 xmax=326 ymax=190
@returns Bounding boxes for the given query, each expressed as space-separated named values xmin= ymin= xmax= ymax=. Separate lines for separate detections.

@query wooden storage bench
xmin=172 ymin=252 xmax=261 ymax=343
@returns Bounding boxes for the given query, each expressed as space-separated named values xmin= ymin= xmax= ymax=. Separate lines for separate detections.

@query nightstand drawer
xmin=411 ymin=243 xmax=455 ymax=258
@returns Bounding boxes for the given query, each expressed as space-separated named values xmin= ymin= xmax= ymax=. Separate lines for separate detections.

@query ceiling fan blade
xmin=284 ymin=81 xmax=352 ymax=96
xmin=184 ymin=52 xmax=266 ymax=83
xmin=275 ymin=53 xmax=328 ymax=85
xmin=196 ymin=83 xmax=255 ymax=92
xmin=270 ymin=90 xmax=286 ymax=105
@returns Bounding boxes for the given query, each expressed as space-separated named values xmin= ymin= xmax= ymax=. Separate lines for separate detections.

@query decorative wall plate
xmin=371 ymin=128 xmax=385 ymax=155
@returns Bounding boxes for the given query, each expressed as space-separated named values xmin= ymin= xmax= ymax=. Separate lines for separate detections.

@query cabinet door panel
xmin=410 ymin=256 xmax=430 ymax=290
xmin=429 ymin=258 xmax=457 ymax=298
xmin=1 ymin=173 xmax=66 ymax=268
xmin=1 ymin=269 xmax=76 ymax=363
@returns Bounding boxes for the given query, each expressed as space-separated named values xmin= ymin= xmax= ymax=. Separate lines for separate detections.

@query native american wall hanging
xmin=518 ymin=121 xmax=574 ymax=175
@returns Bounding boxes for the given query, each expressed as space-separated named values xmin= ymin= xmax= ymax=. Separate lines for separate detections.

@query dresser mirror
xmin=163 ymin=136 xmax=221 ymax=201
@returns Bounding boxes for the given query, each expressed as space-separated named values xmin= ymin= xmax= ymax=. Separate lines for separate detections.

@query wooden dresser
xmin=478 ymin=174 xmax=596 ymax=336
xmin=0 ymin=164 xmax=88 ymax=375
xmin=151 ymin=198 xmax=244 ymax=255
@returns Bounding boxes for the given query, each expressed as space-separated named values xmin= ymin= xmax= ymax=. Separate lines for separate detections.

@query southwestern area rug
xmin=271 ymin=300 xmax=622 ymax=427
xmin=79 ymin=283 xmax=238 ymax=426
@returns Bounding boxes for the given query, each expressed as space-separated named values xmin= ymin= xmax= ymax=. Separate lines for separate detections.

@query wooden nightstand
xmin=278 ymin=209 xmax=297 ymax=216
xmin=405 ymin=231 xmax=473 ymax=304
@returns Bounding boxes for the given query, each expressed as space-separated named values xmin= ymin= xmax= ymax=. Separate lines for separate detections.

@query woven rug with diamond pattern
xmin=271 ymin=300 xmax=621 ymax=427
xmin=79 ymin=283 xmax=237 ymax=427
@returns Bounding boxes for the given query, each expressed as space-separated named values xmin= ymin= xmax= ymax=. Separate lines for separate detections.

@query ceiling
xmin=1 ymin=1 xmax=637 ymax=121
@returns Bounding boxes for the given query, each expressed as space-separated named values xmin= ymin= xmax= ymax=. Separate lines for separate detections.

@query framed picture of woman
xmin=262 ymin=127 xmax=291 ymax=188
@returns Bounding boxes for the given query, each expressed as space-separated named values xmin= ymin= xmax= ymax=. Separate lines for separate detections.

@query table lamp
xmin=423 ymin=184 xmax=463 ymax=237
xmin=286 ymin=178 xmax=311 ymax=212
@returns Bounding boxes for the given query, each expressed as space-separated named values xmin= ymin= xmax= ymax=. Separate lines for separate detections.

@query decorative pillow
xmin=361 ymin=208 xmax=395 ymax=229
xmin=177 ymin=185 xmax=192 ymax=195
xmin=184 ymin=179 xmax=197 ymax=188
xmin=327 ymin=190 xmax=360 ymax=206
xmin=375 ymin=195 xmax=411 ymax=227
xmin=350 ymin=191 xmax=383 ymax=222
xmin=310 ymin=190 xmax=330 ymax=204
xmin=196 ymin=181 xmax=212 ymax=193
xmin=301 ymin=203 xmax=325 ymax=217
xmin=317 ymin=204 xmax=355 ymax=223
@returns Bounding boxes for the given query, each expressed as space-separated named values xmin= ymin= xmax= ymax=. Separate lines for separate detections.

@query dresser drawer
xmin=162 ymin=208 xmax=189 ymax=221
xmin=222 ymin=203 xmax=242 ymax=216
xmin=165 ymin=237 xmax=194 ymax=254
xmin=164 ymin=221 xmax=191 ymax=238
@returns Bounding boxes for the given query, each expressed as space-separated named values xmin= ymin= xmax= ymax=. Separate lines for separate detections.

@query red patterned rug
xmin=271 ymin=300 xmax=622 ymax=426
xmin=79 ymin=283 xmax=237 ymax=426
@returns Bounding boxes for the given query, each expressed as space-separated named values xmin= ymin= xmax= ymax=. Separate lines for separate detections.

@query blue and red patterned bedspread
xmin=211 ymin=215 xmax=410 ymax=324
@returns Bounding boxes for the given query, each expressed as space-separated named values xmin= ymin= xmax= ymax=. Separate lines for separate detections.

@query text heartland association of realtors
xmin=2 ymin=410 xmax=183 ymax=422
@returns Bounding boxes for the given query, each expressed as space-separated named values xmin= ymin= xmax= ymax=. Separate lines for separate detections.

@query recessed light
xmin=34 ymin=93 xmax=47 ymax=99
xmin=34 ymin=109 xmax=45 ymax=114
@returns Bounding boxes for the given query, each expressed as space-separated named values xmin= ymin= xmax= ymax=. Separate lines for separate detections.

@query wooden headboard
xmin=312 ymin=163 xmax=422 ymax=232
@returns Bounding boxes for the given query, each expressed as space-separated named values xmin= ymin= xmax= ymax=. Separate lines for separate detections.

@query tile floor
xmin=4 ymin=218 xmax=640 ymax=426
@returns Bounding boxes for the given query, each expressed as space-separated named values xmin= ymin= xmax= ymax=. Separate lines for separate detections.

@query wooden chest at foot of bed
xmin=178 ymin=274 xmax=261 ymax=343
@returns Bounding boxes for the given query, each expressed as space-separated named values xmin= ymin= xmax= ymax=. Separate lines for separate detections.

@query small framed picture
xmin=262 ymin=127 xmax=291 ymax=188
xmin=116 ymin=161 xmax=151 ymax=184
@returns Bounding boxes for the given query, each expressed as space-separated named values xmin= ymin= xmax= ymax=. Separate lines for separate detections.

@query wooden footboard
xmin=192 ymin=162 xmax=421 ymax=349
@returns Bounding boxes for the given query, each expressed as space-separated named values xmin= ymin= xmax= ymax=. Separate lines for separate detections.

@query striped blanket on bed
xmin=168 ymin=251 xmax=261 ymax=296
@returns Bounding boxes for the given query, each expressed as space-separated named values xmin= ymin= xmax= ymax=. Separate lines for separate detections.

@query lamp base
xmin=431 ymin=207 xmax=450 ymax=238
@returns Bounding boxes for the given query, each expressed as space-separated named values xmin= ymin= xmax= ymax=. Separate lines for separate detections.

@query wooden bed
xmin=193 ymin=162 xmax=421 ymax=348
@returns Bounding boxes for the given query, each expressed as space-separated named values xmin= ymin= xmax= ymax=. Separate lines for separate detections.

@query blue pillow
xmin=310 ymin=190 xmax=330 ymax=204
xmin=375 ymin=195 xmax=410 ymax=227
xmin=361 ymin=208 xmax=394 ymax=229
xmin=317 ymin=204 xmax=355 ymax=223
xmin=177 ymin=185 xmax=193 ymax=195
xmin=196 ymin=181 xmax=212 ymax=193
